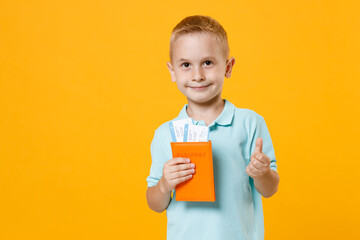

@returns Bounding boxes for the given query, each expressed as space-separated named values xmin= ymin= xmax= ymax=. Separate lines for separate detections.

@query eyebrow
xmin=177 ymin=56 xmax=216 ymax=63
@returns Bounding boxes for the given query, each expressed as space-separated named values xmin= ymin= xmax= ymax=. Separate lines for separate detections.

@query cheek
xmin=175 ymin=78 xmax=188 ymax=92
xmin=207 ymin=67 xmax=225 ymax=79
xmin=174 ymin=73 xmax=185 ymax=83
xmin=210 ymin=73 xmax=225 ymax=86
xmin=175 ymin=71 xmax=189 ymax=80
xmin=176 ymin=81 xmax=184 ymax=89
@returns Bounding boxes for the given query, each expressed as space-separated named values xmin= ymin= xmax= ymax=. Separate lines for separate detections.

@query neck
xmin=186 ymin=97 xmax=225 ymax=126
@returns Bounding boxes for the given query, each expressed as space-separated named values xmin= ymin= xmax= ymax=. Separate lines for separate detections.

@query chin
xmin=187 ymin=96 xmax=219 ymax=104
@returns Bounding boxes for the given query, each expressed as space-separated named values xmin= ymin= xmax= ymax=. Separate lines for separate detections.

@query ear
xmin=224 ymin=57 xmax=235 ymax=78
xmin=167 ymin=62 xmax=176 ymax=82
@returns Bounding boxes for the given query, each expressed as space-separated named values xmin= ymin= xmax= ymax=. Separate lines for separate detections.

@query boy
xmin=146 ymin=15 xmax=279 ymax=240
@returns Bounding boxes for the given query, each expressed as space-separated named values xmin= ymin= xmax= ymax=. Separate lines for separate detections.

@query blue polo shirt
xmin=146 ymin=99 xmax=277 ymax=240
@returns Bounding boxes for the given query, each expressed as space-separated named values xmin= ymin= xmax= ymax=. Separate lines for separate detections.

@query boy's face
xmin=167 ymin=32 xmax=235 ymax=106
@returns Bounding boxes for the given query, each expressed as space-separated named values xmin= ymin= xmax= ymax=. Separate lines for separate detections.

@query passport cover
xmin=170 ymin=141 xmax=215 ymax=202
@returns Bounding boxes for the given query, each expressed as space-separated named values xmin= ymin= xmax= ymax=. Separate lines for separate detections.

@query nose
xmin=192 ymin=66 xmax=205 ymax=82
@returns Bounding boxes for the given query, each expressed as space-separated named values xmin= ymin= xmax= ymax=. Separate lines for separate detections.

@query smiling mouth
xmin=188 ymin=84 xmax=211 ymax=90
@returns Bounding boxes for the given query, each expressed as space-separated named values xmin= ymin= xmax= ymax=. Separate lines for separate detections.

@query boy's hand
xmin=246 ymin=137 xmax=271 ymax=179
xmin=159 ymin=158 xmax=196 ymax=194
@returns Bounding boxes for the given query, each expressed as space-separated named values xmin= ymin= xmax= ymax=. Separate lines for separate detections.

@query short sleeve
xmin=250 ymin=115 xmax=277 ymax=172
xmin=146 ymin=130 xmax=170 ymax=187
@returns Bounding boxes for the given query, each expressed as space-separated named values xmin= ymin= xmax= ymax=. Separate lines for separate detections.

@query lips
xmin=188 ymin=84 xmax=211 ymax=88
xmin=188 ymin=85 xmax=210 ymax=91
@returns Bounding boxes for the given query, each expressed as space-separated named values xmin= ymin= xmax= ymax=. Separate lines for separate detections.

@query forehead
xmin=172 ymin=32 xmax=223 ymax=61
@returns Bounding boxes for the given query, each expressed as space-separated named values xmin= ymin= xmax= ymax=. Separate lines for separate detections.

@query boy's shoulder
xmin=155 ymin=119 xmax=173 ymax=132
xmin=231 ymin=106 xmax=266 ymax=135
xmin=152 ymin=118 xmax=176 ymax=142
xmin=225 ymin=99 xmax=264 ymax=122
xmin=233 ymin=106 xmax=264 ymax=121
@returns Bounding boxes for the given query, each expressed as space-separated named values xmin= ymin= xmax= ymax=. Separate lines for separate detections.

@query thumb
xmin=254 ymin=137 xmax=263 ymax=153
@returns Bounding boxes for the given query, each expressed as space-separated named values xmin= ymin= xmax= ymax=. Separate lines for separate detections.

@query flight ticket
xmin=169 ymin=118 xmax=209 ymax=142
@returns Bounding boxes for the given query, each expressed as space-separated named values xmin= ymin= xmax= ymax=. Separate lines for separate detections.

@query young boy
xmin=146 ymin=15 xmax=279 ymax=240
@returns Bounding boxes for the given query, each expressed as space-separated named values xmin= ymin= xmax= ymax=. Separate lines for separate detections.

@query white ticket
xmin=184 ymin=123 xmax=209 ymax=142
xmin=169 ymin=118 xmax=193 ymax=142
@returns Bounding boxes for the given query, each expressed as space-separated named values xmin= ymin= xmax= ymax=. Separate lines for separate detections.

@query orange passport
xmin=171 ymin=141 xmax=215 ymax=202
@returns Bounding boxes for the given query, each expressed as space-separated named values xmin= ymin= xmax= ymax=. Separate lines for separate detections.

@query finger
xmin=250 ymin=157 xmax=266 ymax=170
xmin=173 ymin=174 xmax=193 ymax=185
xmin=254 ymin=137 xmax=263 ymax=153
xmin=254 ymin=153 xmax=271 ymax=165
xmin=246 ymin=165 xmax=256 ymax=178
xmin=248 ymin=162 xmax=262 ymax=176
xmin=168 ymin=163 xmax=195 ymax=173
xmin=169 ymin=158 xmax=190 ymax=166
xmin=169 ymin=168 xmax=195 ymax=180
xmin=253 ymin=153 xmax=265 ymax=164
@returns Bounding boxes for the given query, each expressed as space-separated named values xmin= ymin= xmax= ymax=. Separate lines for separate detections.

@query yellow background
xmin=1 ymin=0 xmax=359 ymax=239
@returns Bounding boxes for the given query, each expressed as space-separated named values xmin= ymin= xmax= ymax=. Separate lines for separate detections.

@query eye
xmin=203 ymin=60 xmax=213 ymax=66
xmin=181 ymin=62 xmax=190 ymax=68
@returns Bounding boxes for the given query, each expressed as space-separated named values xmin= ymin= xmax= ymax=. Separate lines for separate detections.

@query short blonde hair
xmin=169 ymin=15 xmax=229 ymax=63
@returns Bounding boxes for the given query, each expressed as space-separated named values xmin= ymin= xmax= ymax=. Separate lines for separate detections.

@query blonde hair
xmin=169 ymin=15 xmax=229 ymax=63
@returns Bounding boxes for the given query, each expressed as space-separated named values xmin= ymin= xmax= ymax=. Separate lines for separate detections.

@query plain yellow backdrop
xmin=1 ymin=0 xmax=359 ymax=239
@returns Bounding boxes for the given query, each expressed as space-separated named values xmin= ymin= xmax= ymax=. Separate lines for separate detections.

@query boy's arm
xmin=146 ymin=178 xmax=172 ymax=213
xmin=147 ymin=158 xmax=195 ymax=213
xmin=246 ymin=137 xmax=279 ymax=198
xmin=252 ymin=169 xmax=279 ymax=198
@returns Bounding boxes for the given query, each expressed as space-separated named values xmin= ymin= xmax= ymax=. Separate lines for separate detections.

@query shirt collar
xmin=177 ymin=99 xmax=235 ymax=127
